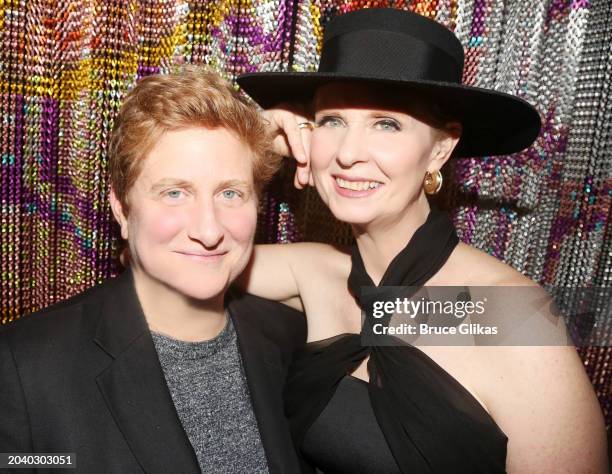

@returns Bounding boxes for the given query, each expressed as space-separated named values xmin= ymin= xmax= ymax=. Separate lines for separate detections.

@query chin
xmin=327 ymin=200 xmax=378 ymax=226
xmin=173 ymin=278 xmax=229 ymax=301
xmin=157 ymin=267 xmax=229 ymax=301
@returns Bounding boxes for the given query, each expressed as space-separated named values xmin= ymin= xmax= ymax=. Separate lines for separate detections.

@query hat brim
xmin=237 ymin=72 xmax=541 ymax=158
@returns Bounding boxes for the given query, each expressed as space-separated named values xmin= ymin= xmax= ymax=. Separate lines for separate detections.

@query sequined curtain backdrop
xmin=1 ymin=1 xmax=609 ymax=423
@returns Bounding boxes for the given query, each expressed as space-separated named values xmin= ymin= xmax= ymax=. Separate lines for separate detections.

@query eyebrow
xmin=149 ymin=178 xmax=253 ymax=192
xmin=315 ymin=109 xmax=346 ymax=119
xmin=149 ymin=178 xmax=194 ymax=193
xmin=315 ymin=110 xmax=403 ymax=120
xmin=217 ymin=179 xmax=253 ymax=194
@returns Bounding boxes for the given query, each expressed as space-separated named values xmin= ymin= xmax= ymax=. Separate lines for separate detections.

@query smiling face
xmin=310 ymin=82 xmax=459 ymax=228
xmin=110 ymin=127 xmax=257 ymax=302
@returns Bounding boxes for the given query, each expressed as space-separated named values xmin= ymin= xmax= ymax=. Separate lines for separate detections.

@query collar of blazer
xmin=92 ymin=268 xmax=298 ymax=474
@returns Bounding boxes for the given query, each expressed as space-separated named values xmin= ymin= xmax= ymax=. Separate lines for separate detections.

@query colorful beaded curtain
xmin=0 ymin=0 xmax=610 ymax=424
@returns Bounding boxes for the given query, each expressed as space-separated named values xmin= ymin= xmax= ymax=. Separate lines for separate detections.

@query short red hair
xmin=109 ymin=66 xmax=279 ymax=212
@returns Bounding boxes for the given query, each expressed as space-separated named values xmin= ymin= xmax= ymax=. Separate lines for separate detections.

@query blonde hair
xmin=108 ymin=66 xmax=279 ymax=212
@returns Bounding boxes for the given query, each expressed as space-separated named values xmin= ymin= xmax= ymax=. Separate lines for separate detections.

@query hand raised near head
xmin=262 ymin=104 xmax=313 ymax=189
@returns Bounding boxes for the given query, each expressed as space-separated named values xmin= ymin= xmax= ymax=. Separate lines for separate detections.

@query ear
xmin=109 ymin=188 xmax=129 ymax=240
xmin=429 ymin=123 xmax=462 ymax=171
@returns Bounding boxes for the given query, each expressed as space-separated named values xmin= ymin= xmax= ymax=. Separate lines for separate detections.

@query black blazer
xmin=0 ymin=269 xmax=306 ymax=473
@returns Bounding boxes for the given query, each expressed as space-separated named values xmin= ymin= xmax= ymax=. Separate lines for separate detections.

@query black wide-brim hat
xmin=238 ymin=8 xmax=541 ymax=158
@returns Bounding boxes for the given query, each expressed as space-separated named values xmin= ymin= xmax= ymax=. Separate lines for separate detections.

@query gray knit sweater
xmin=151 ymin=317 xmax=269 ymax=473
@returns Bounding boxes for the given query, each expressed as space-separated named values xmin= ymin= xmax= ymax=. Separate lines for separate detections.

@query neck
xmin=352 ymin=194 xmax=431 ymax=285
xmin=131 ymin=266 xmax=227 ymax=342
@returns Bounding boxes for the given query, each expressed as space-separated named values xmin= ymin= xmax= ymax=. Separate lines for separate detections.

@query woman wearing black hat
xmin=237 ymin=8 xmax=607 ymax=473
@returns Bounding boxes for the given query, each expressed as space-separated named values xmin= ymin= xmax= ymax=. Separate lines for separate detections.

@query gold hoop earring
xmin=423 ymin=170 xmax=443 ymax=195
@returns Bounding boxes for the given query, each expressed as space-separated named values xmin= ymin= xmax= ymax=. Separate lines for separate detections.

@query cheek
xmin=220 ymin=205 xmax=257 ymax=243
xmin=374 ymin=141 xmax=429 ymax=179
xmin=310 ymin=132 xmax=336 ymax=172
xmin=131 ymin=206 xmax=185 ymax=243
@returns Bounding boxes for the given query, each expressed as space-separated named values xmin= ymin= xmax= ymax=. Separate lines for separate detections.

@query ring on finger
xmin=297 ymin=121 xmax=314 ymax=130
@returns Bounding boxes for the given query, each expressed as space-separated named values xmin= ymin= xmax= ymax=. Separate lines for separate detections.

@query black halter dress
xmin=286 ymin=209 xmax=508 ymax=473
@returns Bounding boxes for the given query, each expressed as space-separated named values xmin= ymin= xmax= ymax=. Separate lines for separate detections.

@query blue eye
xmin=166 ymin=190 xmax=183 ymax=199
xmin=375 ymin=119 xmax=401 ymax=131
xmin=222 ymin=189 xmax=240 ymax=199
xmin=316 ymin=116 xmax=344 ymax=128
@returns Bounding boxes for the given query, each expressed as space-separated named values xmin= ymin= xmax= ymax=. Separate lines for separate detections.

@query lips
xmin=335 ymin=177 xmax=382 ymax=191
xmin=174 ymin=250 xmax=228 ymax=261
xmin=332 ymin=174 xmax=384 ymax=198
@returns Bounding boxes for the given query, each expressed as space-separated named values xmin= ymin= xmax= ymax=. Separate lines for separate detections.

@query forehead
xmin=139 ymin=127 xmax=254 ymax=183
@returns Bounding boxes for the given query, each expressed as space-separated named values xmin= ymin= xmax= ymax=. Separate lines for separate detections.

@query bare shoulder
xmin=477 ymin=344 xmax=607 ymax=471
xmin=448 ymin=242 xmax=536 ymax=287
xmin=279 ymin=242 xmax=358 ymax=339
xmin=446 ymin=245 xmax=607 ymax=469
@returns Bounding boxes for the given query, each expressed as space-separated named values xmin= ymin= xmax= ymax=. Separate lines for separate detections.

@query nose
xmin=187 ymin=197 xmax=224 ymax=248
xmin=335 ymin=125 xmax=367 ymax=168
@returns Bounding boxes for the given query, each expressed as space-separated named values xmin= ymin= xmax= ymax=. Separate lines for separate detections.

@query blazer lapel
xmin=93 ymin=270 xmax=200 ymax=474
xmin=229 ymin=296 xmax=302 ymax=474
